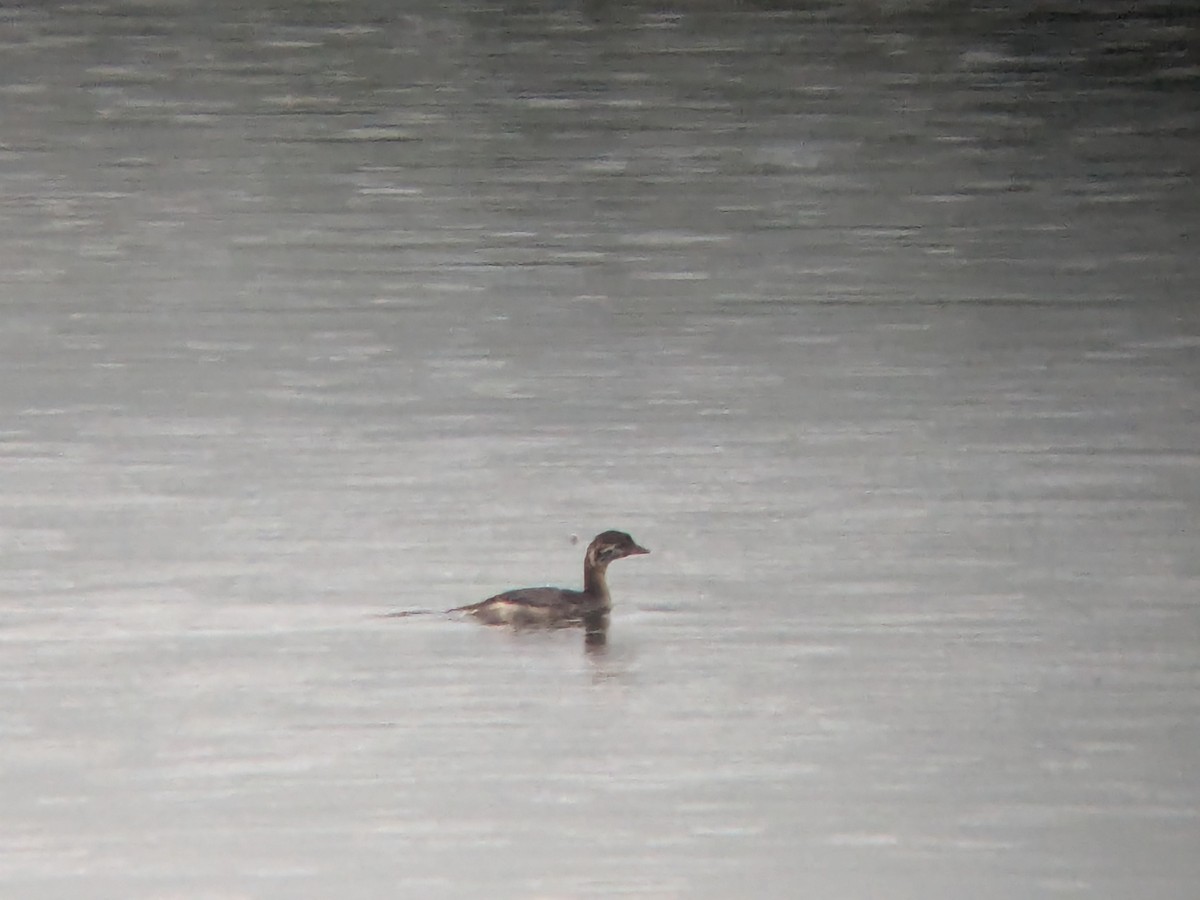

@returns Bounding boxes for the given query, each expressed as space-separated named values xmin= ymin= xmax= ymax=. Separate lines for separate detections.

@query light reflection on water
xmin=2 ymin=0 xmax=1199 ymax=897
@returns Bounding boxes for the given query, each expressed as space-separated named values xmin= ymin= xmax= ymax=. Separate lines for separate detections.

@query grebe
xmin=450 ymin=530 xmax=649 ymax=631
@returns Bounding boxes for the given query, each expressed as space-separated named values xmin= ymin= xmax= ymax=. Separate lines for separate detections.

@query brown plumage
xmin=449 ymin=530 xmax=649 ymax=631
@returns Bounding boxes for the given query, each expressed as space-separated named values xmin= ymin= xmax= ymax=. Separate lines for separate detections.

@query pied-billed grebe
xmin=449 ymin=530 xmax=649 ymax=631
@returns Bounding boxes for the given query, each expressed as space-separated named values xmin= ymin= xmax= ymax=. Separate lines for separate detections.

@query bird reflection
xmin=583 ymin=615 xmax=608 ymax=655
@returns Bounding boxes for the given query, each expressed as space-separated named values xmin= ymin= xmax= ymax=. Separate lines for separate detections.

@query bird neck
xmin=583 ymin=559 xmax=611 ymax=604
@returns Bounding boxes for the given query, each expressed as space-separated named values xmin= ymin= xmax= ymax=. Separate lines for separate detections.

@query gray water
xmin=2 ymin=1 xmax=1198 ymax=897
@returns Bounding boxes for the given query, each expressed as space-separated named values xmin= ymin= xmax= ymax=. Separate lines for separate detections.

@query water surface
xmin=2 ymin=1 xmax=1198 ymax=897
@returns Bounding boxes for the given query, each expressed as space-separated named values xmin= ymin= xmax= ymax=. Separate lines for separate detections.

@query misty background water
xmin=2 ymin=1 xmax=1198 ymax=898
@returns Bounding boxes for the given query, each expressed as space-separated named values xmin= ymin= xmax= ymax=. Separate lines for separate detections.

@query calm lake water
xmin=2 ymin=1 xmax=1198 ymax=897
